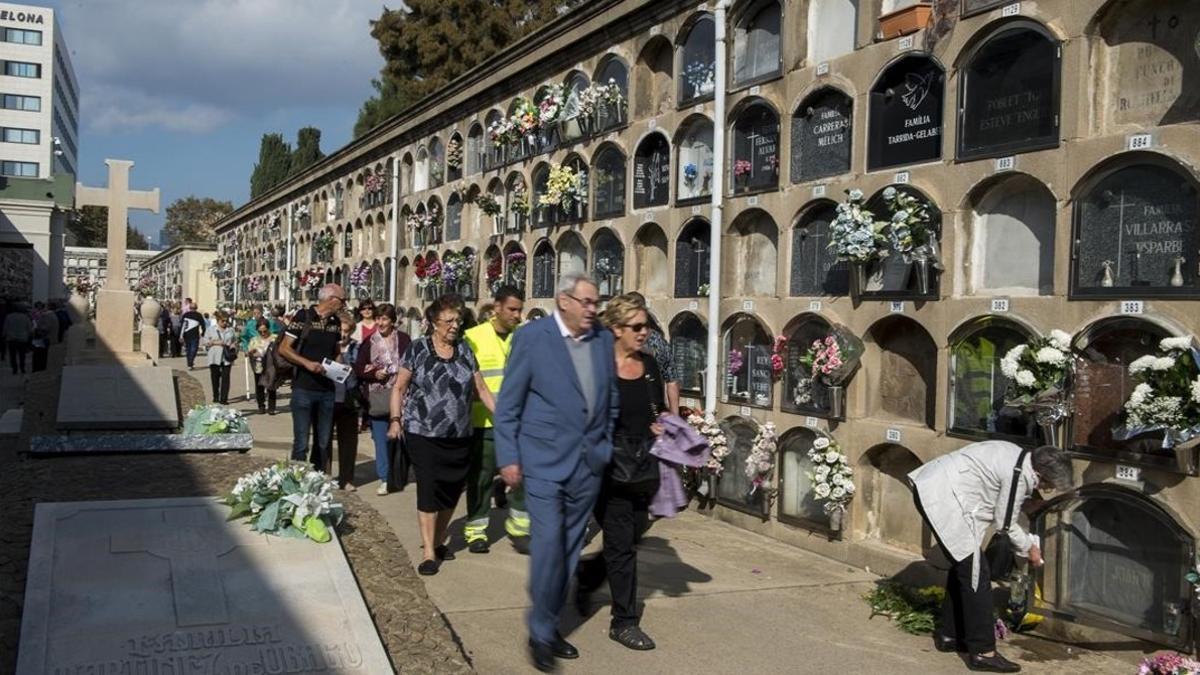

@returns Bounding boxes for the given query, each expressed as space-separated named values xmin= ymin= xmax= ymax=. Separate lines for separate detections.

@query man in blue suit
xmin=495 ymin=272 xmax=618 ymax=672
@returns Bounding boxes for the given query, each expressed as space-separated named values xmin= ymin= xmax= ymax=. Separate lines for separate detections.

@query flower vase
xmin=492 ymin=215 xmax=503 ymax=236
xmin=140 ymin=296 xmax=162 ymax=328
xmin=913 ymin=258 xmax=931 ymax=295
xmin=826 ymin=384 xmax=846 ymax=420
xmin=828 ymin=507 xmax=843 ymax=532
xmin=849 ymin=261 xmax=870 ymax=297
xmin=1039 ymin=418 xmax=1067 ymax=448
xmin=524 ymin=135 xmax=537 ymax=156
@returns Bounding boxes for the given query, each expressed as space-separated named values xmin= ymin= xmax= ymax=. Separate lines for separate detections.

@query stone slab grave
xmin=55 ymin=365 xmax=178 ymax=430
xmin=29 ymin=432 xmax=253 ymax=455
xmin=18 ymin=497 xmax=393 ymax=674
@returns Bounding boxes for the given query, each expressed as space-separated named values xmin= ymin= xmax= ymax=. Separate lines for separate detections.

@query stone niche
xmin=724 ymin=209 xmax=778 ymax=297
xmin=717 ymin=416 xmax=767 ymax=515
xmin=864 ymin=315 xmax=937 ymax=428
xmin=968 ymin=174 xmax=1057 ymax=296
xmin=777 ymin=427 xmax=830 ymax=529
xmin=948 ymin=317 xmax=1038 ymax=441
xmin=723 ymin=313 xmax=775 ymax=408
xmin=868 ymin=55 xmax=944 ymax=171
xmin=790 ymin=88 xmax=853 ymax=184
xmin=674 ymin=218 xmax=711 ymax=298
xmin=1093 ymin=0 xmax=1200 ymax=132
xmin=1032 ymin=484 xmax=1195 ymax=648
xmin=634 ymin=223 xmax=669 ymax=296
xmin=781 ymin=313 xmax=836 ymax=417
xmin=858 ymin=443 xmax=928 ymax=555
xmin=669 ymin=311 xmax=707 ymax=396
xmin=633 ymin=132 xmax=671 ymax=209
xmin=790 ymin=200 xmax=850 ymax=297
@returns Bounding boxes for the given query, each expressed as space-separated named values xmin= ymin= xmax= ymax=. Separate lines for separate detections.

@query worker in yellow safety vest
xmin=463 ymin=284 xmax=530 ymax=554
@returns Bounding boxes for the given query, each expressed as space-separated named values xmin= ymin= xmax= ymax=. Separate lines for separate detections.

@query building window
xmin=3 ymin=28 xmax=42 ymax=46
xmin=1 ymin=160 xmax=37 ymax=177
xmin=3 ymin=61 xmax=40 ymax=78
xmin=1 ymin=93 xmax=38 ymax=111
xmin=2 ymin=127 xmax=38 ymax=144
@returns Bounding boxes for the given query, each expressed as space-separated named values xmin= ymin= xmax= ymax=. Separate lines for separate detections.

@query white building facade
xmin=63 ymin=245 xmax=155 ymax=291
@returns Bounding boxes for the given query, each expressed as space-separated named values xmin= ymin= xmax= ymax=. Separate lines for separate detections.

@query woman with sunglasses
xmin=576 ymin=293 xmax=664 ymax=651
xmin=387 ymin=294 xmax=496 ymax=575
xmin=353 ymin=299 xmax=378 ymax=343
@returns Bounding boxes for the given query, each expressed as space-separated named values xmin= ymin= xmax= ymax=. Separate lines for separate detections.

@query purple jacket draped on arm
xmin=649 ymin=414 xmax=712 ymax=517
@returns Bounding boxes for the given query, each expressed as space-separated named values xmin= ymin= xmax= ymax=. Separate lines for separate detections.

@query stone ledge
xmin=27 ymin=433 xmax=254 ymax=456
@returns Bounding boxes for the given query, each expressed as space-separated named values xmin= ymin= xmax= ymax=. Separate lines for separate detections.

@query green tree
xmin=289 ymin=126 xmax=325 ymax=177
xmin=161 ymin=196 xmax=235 ymax=247
xmin=67 ymin=205 xmax=149 ymax=249
xmin=354 ymin=1 xmax=579 ymax=137
xmin=127 ymin=226 xmax=150 ymax=250
xmin=249 ymin=133 xmax=293 ymax=199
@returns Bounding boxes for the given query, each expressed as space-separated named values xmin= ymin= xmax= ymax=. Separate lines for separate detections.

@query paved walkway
xmin=100 ymin=358 xmax=1157 ymax=672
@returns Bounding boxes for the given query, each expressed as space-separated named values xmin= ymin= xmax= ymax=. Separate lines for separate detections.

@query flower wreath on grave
xmin=1137 ymin=652 xmax=1200 ymax=675
xmin=685 ymin=409 xmax=729 ymax=476
xmin=805 ymin=435 xmax=855 ymax=526
xmin=223 ymin=462 xmax=344 ymax=544
xmin=744 ymin=421 xmax=778 ymax=499
xmin=1001 ymin=329 xmax=1075 ymax=438
xmin=1113 ymin=336 xmax=1200 ymax=450
xmin=183 ymin=404 xmax=250 ymax=436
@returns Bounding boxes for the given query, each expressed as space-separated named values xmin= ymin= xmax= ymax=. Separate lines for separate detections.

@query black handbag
xmin=607 ymin=362 xmax=663 ymax=492
xmin=983 ymin=448 xmax=1031 ymax=581
xmin=222 ymin=344 xmax=238 ymax=363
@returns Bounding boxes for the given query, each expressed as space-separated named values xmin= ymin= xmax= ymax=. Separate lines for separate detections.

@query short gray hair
xmin=556 ymin=272 xmax=597 ymax=296
xmin=317 ymin=283 xmax=344 ymax=301
xmin=1031 ymin=445 xmax=1074 ymax=492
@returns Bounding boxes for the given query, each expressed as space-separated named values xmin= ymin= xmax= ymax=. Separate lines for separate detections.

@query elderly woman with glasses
xmin=388 ymin=294 xmax=496 ymax=576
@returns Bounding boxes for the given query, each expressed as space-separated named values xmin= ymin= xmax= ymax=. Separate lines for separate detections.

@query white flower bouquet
xmin=223 ymin=462 xmax=344 ymax=543
xmin=828 ymin=189 xmax=890 ymax=263
xmin=686 ymin=410 xmax=729 ymax=475
xmin=744 ymin=421 xmax=778 ymax=496
xmin=805 ymin=435 xmax=855 ymax=521
xmin=1001 ymin=330 xmax=1075 ymax=430
xmin=1114 ymin=336 xmax=1200 ymax=449
xmin=881 ymin=187 xmax=940 ymax=268
xmin=183 ymin=404 xmax=250 ymax=435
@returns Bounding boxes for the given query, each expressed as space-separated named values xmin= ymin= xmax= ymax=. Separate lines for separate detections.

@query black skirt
xmin=406 ymin=432 xmax=471 ymax=512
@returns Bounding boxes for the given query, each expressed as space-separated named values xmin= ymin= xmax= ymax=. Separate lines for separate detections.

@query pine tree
xmin=249 ymin=133 xmax=293 ymax=199
xmin=290 ymin=127 xmax=325 ymax=177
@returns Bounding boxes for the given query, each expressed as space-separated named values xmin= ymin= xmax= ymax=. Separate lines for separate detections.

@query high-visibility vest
xmin=465 ymin=320 xmax=514 ymax=428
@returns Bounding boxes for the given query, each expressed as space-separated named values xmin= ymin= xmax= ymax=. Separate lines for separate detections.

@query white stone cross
xmin=75 ymin=159 xmax=160 ymax=291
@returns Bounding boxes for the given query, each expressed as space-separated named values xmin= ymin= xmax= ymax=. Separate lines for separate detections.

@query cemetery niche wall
xmin=790 ymin=201 xmax=850 ymax=297
xmin=868 ymin=55 xmax=944 ymax=170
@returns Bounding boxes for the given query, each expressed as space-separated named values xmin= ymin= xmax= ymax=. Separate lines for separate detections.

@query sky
xmin=30 ymin=0 xmax=387 ymax=246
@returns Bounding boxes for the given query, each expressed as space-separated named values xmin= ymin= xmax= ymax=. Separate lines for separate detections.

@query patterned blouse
xmin=400 ymin=337 xmax=479 ymax=439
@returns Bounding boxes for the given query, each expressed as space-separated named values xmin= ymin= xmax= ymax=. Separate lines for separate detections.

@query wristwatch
xmin=389 ymin=416 xmax=402 ymax=423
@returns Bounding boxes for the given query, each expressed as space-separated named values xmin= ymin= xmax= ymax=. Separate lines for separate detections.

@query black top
xmin=181 ymin=310 xmax=205 ymax=337
xmin=614 ymin=355 xmax=664 ymax=439
xmin=284 ymin=307 xmax=342 ymax=391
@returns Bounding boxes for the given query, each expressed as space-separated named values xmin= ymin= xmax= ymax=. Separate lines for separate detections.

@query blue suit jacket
xmin=494 ymin=315 xmax=618 ymax=482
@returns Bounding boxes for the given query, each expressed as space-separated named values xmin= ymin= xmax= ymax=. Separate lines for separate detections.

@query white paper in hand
xmin=322 ymin=358 xmax=352 ymax=384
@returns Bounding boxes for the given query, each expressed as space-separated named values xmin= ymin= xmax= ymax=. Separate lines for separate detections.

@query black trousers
xmin=255 ymin=384 xmax=277 ymax=412
xmin=7 ymin=340 xmax=27 ymax=373
xmin=31 ymin=345 xmax=48 ymax=372
xmin=578 ymin=480 xmax=653 ymax=629
xmin=912 ymin=490 xmax=995 ymax=655
xmin=331 ymin=402 xmax=359 ymax=486
xmin=209 ymin=364 xmax=232 ymax=404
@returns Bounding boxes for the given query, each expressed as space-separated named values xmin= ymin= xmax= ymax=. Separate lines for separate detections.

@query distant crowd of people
xmin=0 ymin=300 xmax=72 ymax=375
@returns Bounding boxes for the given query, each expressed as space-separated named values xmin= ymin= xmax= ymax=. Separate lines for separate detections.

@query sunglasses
xmin=621 ymin=322 xmax=649 ymax=332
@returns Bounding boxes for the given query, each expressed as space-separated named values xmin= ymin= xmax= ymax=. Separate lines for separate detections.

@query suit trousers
xmin=524 ymin=457 xmax=603 ymax=644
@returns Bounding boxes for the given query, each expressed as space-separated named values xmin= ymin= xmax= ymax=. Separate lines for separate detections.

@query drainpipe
xmin=285 ymin=204 xmax=294 ymax=303
xmin=390 ymin=152 xmax=400 ymax=303
xmin=232 ymin=245 xmax=240 ymax=306
xmin=704 ymin=0 xmax=730 ymax=414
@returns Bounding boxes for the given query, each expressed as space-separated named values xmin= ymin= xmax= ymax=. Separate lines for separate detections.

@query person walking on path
xmin=278 ymin=283 xmax=347 ymax=472
xmin=204 ymin=311 xmax=238 ymax=405
xmin=909 ymin=441 xmax=1074 ymax=673
xmin=331 ymin=312 xmax=362 ymax=490
xmin=575 ymin=293 xmax=665 ymax=651
xmin=462 ymin=285 xmax=530 ymax=555
xmin=247 ymin=318 xmax=277 ymax=414
xmin=353 ymin=303 xmax=411 ymax=495
xmin=181 ymin=305 xmax=206 ymax=369
xmin=2 ymin=304 xmax=32 ymax=375
xmin=625 ymin=292 xmax=680 ymax=415
xmin=387 ymin=295 xmax=496 ymax=576
xmin=494 ymin=273 xmax=618 ymax=672
xmin=240 ymin=306 xmax=265 ymax=352
xmin=30 ymin=301 xmax=58 ymax=372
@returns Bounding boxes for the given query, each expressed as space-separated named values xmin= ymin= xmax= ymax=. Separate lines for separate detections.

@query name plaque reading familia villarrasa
xmin=17 ymin=498 xmax=392 ymax=674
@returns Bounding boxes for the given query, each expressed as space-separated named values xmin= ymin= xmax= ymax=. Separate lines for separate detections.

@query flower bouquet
xmin=686 ymin=409 xmax=730 ymax=475
xmin=806 ymin=435 xmax=855 ymax=530
xmin=733 ymin=159 xmax=753 ymax=183
xmin=349 ymin=262 xmax=370 ymax=297
xmin=505 ymin=250 xmax=526 ymax=286
xmin=476 ymin=194 xmax=502 ymax=218
xmin=223 ymin=462 xmax=344 ymax=544
xmin=795 ymin=327 xmax=864 ymax=417
xmin=135 ymin=274 xmax=157 ymax=298
xmin=1113 ymin=336 xmax=1200 ymax=454
xmin=541 ymin=164 xmax=585 ymax=213
xmin=683 ymin=162 xmax=699 ymax=187
xmin=510 ymin=188 xmax=531 ymax=218
xmin=487 ymin=116 xmax=517 ymax=148
xmin=442 ymin=250 xmax=475 ymax=292
xmin=771 ymin=335 xmax=786 ymax=379
xmin=1137 ymin=653 xmax=1200 ymax=675
xmin=446 ymin=137 xmax=463 ymax=171
xmin=486 ymin=254 xmax=503 ymax=294
xmin=364 ymin=172 xmax=383 ymax=195
xmin=73 ymin=276 xmax=96 ymax=295
xmin=727 ymin=348 xmax=744 ymax=376
xmin=828 ymin=189 xmax=890 ymax=295
xmin=183 ymin=404 xmax=250 ymax=435
xmin=247 ymin=276 xmax=264 ymax=297
xmin=1001 ymin=329 xmax=1074 ymax=445
xmin=744 ymin=421 xmax=778 ymax=497
xmin=313 ymin=232 xmax=335 ymax=259
xmin=881 ymin=186 xmax=942 ymax=294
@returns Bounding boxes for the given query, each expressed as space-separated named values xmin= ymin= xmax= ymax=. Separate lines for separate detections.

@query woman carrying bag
xmin=354 ymin=303 xmax=411 ymax=495
xmin=204 ymin=311 xmax=238 ymax=405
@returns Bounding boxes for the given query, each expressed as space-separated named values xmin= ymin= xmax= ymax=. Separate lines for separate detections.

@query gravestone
xmin=1099 ymin=2 xmax=1200 ymax=130
xmin=633 ymin=135 xmax=670 ymax=209
xmin=791 ymin=89 xmax=853 ymax=183
xmin=748 ymin=343 xmax=773 ymax=406
xmin=862 ymin=186 xmax=941 ymax=297
xmin=868 ymin=56 xmax=944 ymax=170
xmin=18 ymin=497 xmax=392 ymax=674
xmin=790 ymin=203 xmax=850 ymax=296
xmin=958 ymin=26 xmax=1060 ymax=159
xmin=1073 ymin=164 xmax=1198 ymax=296
xmin=734 ymin=108 xmax=780 ymax=192
xmin=593 ymin=149 xmax=626 ymax=218
xmin=56 ymin=365 xmax=178 ymax=430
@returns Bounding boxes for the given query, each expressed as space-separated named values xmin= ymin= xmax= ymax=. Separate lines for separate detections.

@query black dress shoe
xmin=969 ymin=652 xmax=1021 ymax=673
xmin=434 ymin=544 xmax=455 ymax=561
xmin=468 ymin=539 xmax=490 ymax=554
xmin=549 ymin=633 xmax=578 ymax=659
xmin=417 ymin=559 xmax=439 ymax=576
xmin=527 ymin=639 xmax=557 ymax=672
xmin=933 ymin=634 xmax=961 ymax=653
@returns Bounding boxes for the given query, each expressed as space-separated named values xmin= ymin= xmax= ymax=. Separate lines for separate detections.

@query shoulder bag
xmin=983 ymin=448 xmax=1032 ymax=581
xmin=272 ymin=310 xmax=313 ymax=376
xmin=607 ymin=360 xmax=664 ymax=492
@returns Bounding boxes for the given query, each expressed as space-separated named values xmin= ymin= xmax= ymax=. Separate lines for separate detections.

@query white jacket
xmin=908 ymin=440 xmax=1038 ymax=587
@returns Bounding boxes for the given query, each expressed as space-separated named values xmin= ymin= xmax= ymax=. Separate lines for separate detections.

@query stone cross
xmin=76 ymin=159 xmax=160 ymax=291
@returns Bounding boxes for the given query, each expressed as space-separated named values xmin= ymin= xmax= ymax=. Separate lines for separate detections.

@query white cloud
xmin=85 ymin=87 xmax=234 ymax=134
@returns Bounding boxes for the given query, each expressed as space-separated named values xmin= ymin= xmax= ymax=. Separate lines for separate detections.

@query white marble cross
xmin=76 ymin=159 xmax=160 ymax=291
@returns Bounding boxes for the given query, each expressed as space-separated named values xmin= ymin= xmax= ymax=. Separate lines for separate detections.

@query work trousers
xmin=464 ymin=428 xmax=527 ymax=541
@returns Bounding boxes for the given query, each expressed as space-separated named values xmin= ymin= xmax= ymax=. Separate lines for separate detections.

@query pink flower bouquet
xmin=799 ymin=327 xmax=863 ymax=386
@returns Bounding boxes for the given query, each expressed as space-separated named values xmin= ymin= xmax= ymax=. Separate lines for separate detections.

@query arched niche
xmin=725 ymin=209 xmax=778 ymax=297
xmin=864 ymin=315 xmax=937 ymax=428
xmin=867 ymin=55 xmax=945 ymax=170
xmin=1070 ymin=156 xmax=1200 ymax=298
xmin=531 ymin=163 xmax=554 ymax=229
xmin=732 ymin=0 xmax=782 ymax=87
xmin=634 ymin=36 xmax=674 ymax=118
xmin=675 ymin=115 xmax=714 ymax=202
xmin=531 ymin=239 xmax=555 ymax=299
xmin=405 ymin=306 xmax=423 ymax=338
xmin=968 ymin=174 xmax=1056 ymax=296
xmin=790 ymin=88 xmax=853 ymax=184
xmin=447 ymin=132 xmax=464 ymax=183
xmin=722 ymin=312 xmax=774 ymax=408
xmin=777 ymin=428 xmax=831 ymax=529
xmin=1089 ymin=0 xmax=1200 ymax=132
xmin=948 ymin=316 xmax=1038 ymax=442
xmin=675 ymin=217 xmax=711 ymax=298
xmin=633 ymin=132 xmax=671 ymax=209
xmin=504 ymin=172 xmax=527 ymax=234
xmin=483 ymin=110 xmax=503 ymax=169
xmin=807 ymin=0 xmax=858 ymax=64
xmin=401 ymin=153 xmax=414 ymax=195
xmin=413 ymin=148 xmax=430 ymax=193
xmin=502 ymin=242 xmax=526 ymax=293
xmin=634 ymin=223 xmax=669 ymax=297
xmin=669 ymin=311 xmax=707 ymax=396
xmin=560 ymin=71 xmax=590 ymax=142
xmin=717 ymin=416 xmax=768 ymax=514
xmin=370 ymin=260 xmax=385 ymax=301
xmin=594 ymin=56 xmax=629 ymax=131
xmin=677 ymin=13 xmax=716 ymax=105
xmin=592 ymin=144 xmax=627 ymax=219
xmin=561 ymin=154 xmax=588 ymax=223
xmin=790 ymin=200 xmax=850 ymax=297
xmin=428 ymin=137 xmax=445 ymax=188
xmin=446 ymin=192 xmax=463 ymax=242
xmin=592 ymin=229 xmax=624 ymax=299
xmin=780 ymin=313 xmax=836 ymax=417
xmin=862 ymin=185 xmax=941 ymax=298
xmin=483 ymin=244 xmax=503 ymax=296
xmin=859 ymin=443 xmax=928 ymax=554
xmin=731 ymin=100 xmax=780 ymax=194
xmin=556 ymin=231 xmax=587 ymax=286
xmin=1071 ymin=317 xmax=1174 ymax=455
xmin=467 ymin=124 xmax=485 ymax=175
xmin=957 ymin=21 xmax=1061 ymax=160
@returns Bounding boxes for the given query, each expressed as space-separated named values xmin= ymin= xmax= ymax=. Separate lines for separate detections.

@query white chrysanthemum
xmin=814 ymin=483 xmax=832 ymax=499
xmin=1049 ymin=330 xmax=1072 ymax=351
xmin=1035 ymin=347 xmax=1066 ymax=366
xmin=831 ymin=486 xmax=846 ymax=500
xmin=812 ymin=437 xmax=830 ymax=450
xmin=825 ymin=450 xmax=841 ymax=464
xmin=1152 ymin=356 xmax=1176 ymax=371
xmin=1129 ymin=355 xmax=1157 ymax=375
xmin=848 ymin=188 xmax=864 ymax=201
xmin=1015 ymin=370 xmax=1037 ymax=388
xmin=1192 ymin=377 xmax=1200 ymax=405
xmin=1160 ymin=337 xmax=1193 ymax=352
xmin=1128 ymin=382 xmax=1153 ymax=407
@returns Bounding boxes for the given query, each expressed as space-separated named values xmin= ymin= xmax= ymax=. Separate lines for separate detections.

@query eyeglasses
xmin=621 ymin=322 xmax=649 ymax=333
xmin=437 ymin=317 xmax=463 ymax=325
xmin=564 ymin=293 xmax=599 ymax=309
